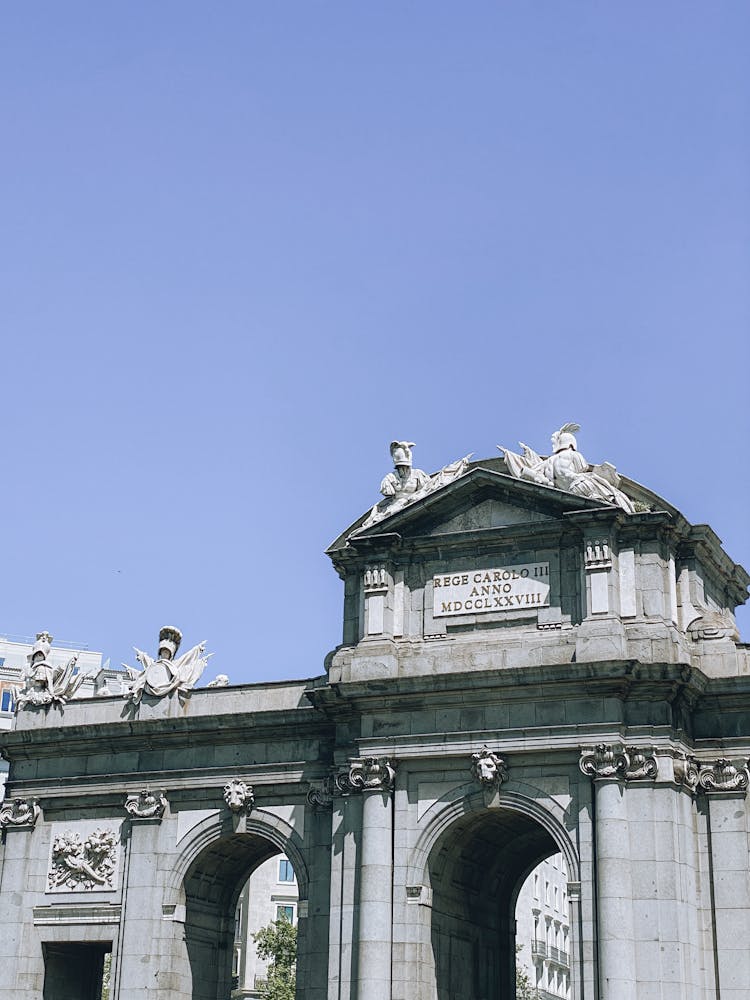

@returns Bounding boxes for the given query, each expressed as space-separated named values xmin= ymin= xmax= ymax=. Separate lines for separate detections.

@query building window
xmin=278 ymin=858 xmax=295 ymax=883
xmin=545 ymin=881 xmax=550 ymax=905
xmin=0 ymin=690 xmax=13 ymax=713
xmin=533 ymin=873 xmax=539 ymax=898
xmin=554 ymin=885 xmax=559 ymax=910
xmin=276 ymin=905 xmax=295 ymax=924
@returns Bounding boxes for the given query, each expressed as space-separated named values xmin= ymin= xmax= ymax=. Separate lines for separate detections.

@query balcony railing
xmin=548 ymin=945 xmax=569 ymax=967
xmin=531 ymin=939 xmax=547 ymax=958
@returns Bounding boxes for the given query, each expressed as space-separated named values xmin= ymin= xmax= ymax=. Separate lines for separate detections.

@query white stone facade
xmin=0 ymin=451 xmax=748 ymax=1000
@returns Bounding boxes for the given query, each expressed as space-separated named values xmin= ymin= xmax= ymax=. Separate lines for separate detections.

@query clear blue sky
xmin=2 ymin=3 xmax=748 ymax=681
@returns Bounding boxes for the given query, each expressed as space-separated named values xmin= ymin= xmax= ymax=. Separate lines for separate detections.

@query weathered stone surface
xmin=0 ymin=454 xmax=748 ymax=998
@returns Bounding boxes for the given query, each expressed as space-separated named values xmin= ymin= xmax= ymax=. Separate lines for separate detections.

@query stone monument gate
xmin=1 ymin=434 xmax=749 ymax=1000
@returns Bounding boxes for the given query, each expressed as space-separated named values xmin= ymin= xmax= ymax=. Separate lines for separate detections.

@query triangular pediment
xmin=328 ymin=464 xmax=617 ymax=552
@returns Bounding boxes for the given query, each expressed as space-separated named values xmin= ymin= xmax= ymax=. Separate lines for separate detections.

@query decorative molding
xmin=579 ymin=744 xmax=657 ymax=781
xmin=622 ymin=746 xmax=658 ymax=781
xmin=124 ymin=789 xmax=167 ymax=820
xmin=363 ymin=566 xmax=389 ymax=592
xmin=223 ymin=778 xmax=254 ymax=813
xmin=340 ymin=757 xmax=396 ymax=793
xmin=0 ymin=797 xmax=40 ymax=829
xmin=584 ymin=539 xmax=612 ymax=571
xmin=698 ymin=758 xmax=749 ymax=794
xmin=579 ymin=744 xmax=628 ymax=779
xmin=47 ymin=828 xmax=118 ymax=892
xmin=674 ymin=755 xmax=700 ymax=793
xmin=306 ymin=776 xmax=335 ymax=810
xmin=470 ymin=746 xmax=509 ymax=788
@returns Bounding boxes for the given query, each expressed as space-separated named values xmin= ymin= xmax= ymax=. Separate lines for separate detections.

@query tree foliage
xmin=515 ymin=944 xmax=539 ymax=1000
xmin=252 ymin=916 xmax=297 ymax=1000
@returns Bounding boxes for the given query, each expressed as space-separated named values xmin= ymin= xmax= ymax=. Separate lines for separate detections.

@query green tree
xmin=515 ymin=944 xmax=539 ymax=1000
xmin=252 ymin=915 xmax=297 ymax=1000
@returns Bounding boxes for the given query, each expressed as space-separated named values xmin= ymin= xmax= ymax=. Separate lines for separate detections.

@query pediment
xmin=328 ymin=464 xmax=615 ymax=552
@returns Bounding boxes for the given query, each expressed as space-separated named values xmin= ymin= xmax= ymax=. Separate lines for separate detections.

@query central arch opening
xmin=426 ymin=806 xmax=565 ymax=1000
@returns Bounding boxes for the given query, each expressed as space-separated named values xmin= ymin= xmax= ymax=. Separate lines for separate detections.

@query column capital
xmin=0 ymin=796 xmax=40 ymax=830
xmin=340 ymin=756 xmax=396 ymax=794
xmin=579 ymin=743 xmax=657 ymax=782
xmin=698 ymin=757 xmax=749 ymax=795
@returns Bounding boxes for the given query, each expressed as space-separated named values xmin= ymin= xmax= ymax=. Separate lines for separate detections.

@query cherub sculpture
xmin=14 ymin=632 xmax=86 ymax=709
xmin=499 ymin=423 xmax=635 ymax=513
xmin=123 ymin=626 xmax=211 ymax=704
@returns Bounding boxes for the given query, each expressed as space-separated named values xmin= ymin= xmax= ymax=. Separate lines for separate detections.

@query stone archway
xmin=405 ymin=791 xmax=580 ymax=1000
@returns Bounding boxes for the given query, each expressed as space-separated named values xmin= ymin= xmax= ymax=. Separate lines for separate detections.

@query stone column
xmin=698 ymin=759 xmax=750 ymax=999
xmin=345 ymin=757 xmax=396 ymax=1000
xmin=0 ymin=799 xmax=42 ymax=999
xmin=580 ymin=746 xmax=655 ymax=1000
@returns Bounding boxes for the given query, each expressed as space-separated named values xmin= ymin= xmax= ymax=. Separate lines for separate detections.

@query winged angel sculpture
xmin=499 ymin=422 xmax=636 ymax=513
xmin=14 ymin=632 xmax=87 ymax=709
xmin=123 ymin=626 xmax=211 ymax=704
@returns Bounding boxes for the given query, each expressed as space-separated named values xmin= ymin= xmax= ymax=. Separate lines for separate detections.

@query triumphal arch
xmin=1 ymin=426 xmax=749 ymax=1000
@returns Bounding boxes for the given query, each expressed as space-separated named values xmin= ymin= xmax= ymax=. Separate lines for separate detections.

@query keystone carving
xmin=579 ymin=744 xmax=658 ymax=781
xmin=124 ymin=789 xmax=167 ymax=820
xmin=697 ymin=758 xmax=750 ymax=794
xmin=223 ymin=778 xmax=254 ymax=813
xmin=48 ymin=828 xmax=118 ymax=892
xmin=470 ymin=747 xmax=509 ymax=788
xmin=342 ymin=757 xmax=396 ymax=793
xmin=0 ymin=797 xmax=40 ymax=829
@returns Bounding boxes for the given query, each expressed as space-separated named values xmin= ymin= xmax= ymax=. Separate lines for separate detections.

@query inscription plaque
xmin=433 ymin=563 xmax=550 ymax=617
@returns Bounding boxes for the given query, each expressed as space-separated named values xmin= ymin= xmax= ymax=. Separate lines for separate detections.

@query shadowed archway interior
xmin=428 ymin=808 xmax=558 ymax=1000
xmin=184 ymin=833 xmax=280 ymax=1000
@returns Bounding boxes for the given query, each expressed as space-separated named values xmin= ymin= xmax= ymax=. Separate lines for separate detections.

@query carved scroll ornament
xmin=579 ymin=744 xmax=658 ymax=782
xmin=338 ymin=757 xmax=396 ymax=794
xmin=0 ymin=797 xmax=40 ymax=829
xmin=698 ymin=758 xmax=749 ymax=794
xmin=125 ymin=789 xmax=167 ymax=820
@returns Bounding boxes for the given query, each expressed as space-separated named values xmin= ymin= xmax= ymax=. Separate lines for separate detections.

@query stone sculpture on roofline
xmin=123 ymin=626 xmax=211 ymax=704
xmin=499 ymin=422 xmax=636 ymax=513
xmin=13 ymin=631 xmax=87 ymax=710
xmin=358 ymin=440 xmax=473 ymax=531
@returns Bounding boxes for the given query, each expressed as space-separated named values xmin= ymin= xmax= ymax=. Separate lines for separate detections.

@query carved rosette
xmin=0 ymin=797 xmax=40 ymax=829
xmin=698 ymin=758 xmax=750 ymax=794
xmin=674 ymin=755 xmax=700 ymax=793
xmin=341 ymin=757 xmax=396 ymax=794
xmin=125 ymin=789 xmax=167 ymax=820
xmin=470 ymin=747 xmax=509 ymax=789
xmin=223 ymin=778 xmax=255 ymax=813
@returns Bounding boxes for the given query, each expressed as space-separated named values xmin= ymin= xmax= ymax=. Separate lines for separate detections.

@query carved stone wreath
xmin=0 ymin=797 xmax=40 ymax=829
xmin=223 ymin=778 xmax=254 ymax=813
xmin=48 ymin=828 xmax=118 ymax=892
